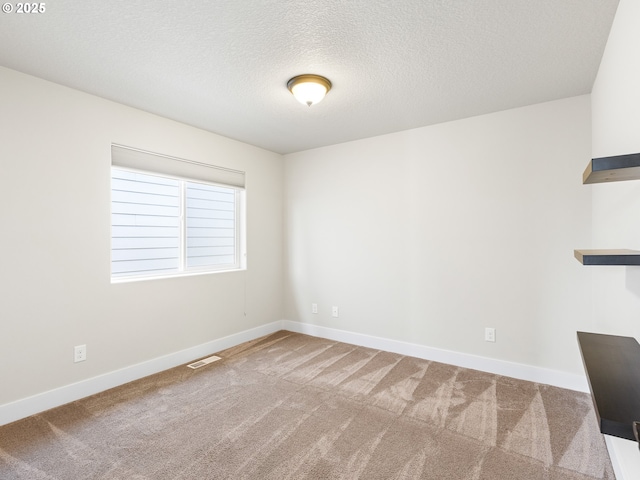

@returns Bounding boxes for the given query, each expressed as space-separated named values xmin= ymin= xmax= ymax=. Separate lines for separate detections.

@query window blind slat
xmin=112 ymin=190 xmax=180 ymax=207
xmin=186 ymin=246 xmax=235 ymax=257
xmin=112 ymin=248 xmax=180 ymax=261
xmin=112 ymin=237 xmax=179 ymax=249
xmin=186 ymin=237 xmax=234 ymax=247
xmin=112 ymin=258 xmax=180 ymax=275
xmin=186 ymin=208 xmax=234 ymax=220
xmin=113 ymin=203 xmax=180 ymax=217
xmin=186 ymin=217 xmax=234 ymax=228
xmin=187 ymin=255 xmax=236 ymax=268
xmin=186 ymin=198 xmax=235 ymax=211
xmin=112 ymin=226 xmax=181 ymax=238
xmin=112 ymin=214 xmax=180 ymax=227
xmin=112 ymin=178 xmax=180 ymax=197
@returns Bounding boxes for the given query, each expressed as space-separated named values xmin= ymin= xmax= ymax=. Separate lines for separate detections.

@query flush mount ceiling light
xmin=287 ymin=74 xmax=332 ymax=107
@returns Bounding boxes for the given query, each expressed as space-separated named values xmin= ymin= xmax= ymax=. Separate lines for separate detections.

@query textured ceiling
xmin=0 ymin=0 xmax=619 ymax=154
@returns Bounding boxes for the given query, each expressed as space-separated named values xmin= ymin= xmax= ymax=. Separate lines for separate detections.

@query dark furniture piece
xmin=577 ymin=332 xmax=640 ymax=442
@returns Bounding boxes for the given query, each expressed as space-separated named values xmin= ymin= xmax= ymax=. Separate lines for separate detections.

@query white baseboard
xmin=605 ymin=435 xmax=640 ymax=480
xmin=282 ymin=320 xmax=589 ymax=392
xmin=1 ymin=319 xmax=590 ymax=427
xmin=0 ymin=321 xmax=284 ymax=427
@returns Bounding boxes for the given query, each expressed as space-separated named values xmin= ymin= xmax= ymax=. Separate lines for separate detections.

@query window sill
xmin=111 ymin=267 xmax=246 ymax=284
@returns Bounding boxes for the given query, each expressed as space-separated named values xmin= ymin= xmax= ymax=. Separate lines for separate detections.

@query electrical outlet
xmin=332 ymin=306 xmax=339 ymax=318
xmin=74 ymin=344 xmax=87 ymax=363
xmin=312 ymin=303 xmax=318 ymax=314
xmin=485 ymin=328 xmax=496 ymax=343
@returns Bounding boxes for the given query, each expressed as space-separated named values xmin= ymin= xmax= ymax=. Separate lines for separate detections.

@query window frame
xmin=110 ymin=165 xmax=246 ymax=283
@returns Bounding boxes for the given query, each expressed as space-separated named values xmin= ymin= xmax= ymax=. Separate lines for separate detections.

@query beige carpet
xmin=0 ymin=331 xmax=614 ymax=479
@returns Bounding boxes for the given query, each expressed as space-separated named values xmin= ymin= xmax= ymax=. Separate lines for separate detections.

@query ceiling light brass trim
xmin=286 ymin=74 xmax=332 ymax=94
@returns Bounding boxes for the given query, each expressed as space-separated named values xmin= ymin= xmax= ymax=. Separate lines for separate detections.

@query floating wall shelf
xmin=577 ymin=332 xmax=640 ymax=441
xmin=583 ymin=152 xmax=640 ymax=184
xmin=574 ymin=249 xmax=640 ymax=266
xmin=576 ymin=152 xmax=640 ymax=266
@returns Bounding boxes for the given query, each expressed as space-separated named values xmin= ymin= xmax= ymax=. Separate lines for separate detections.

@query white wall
xmin=591 ymin=0 xmax=640 ymax=476
xmin=0 ymin=67 xmax=283 ymax=406
xmin=284 ymin=95 xmax=593 ymax=376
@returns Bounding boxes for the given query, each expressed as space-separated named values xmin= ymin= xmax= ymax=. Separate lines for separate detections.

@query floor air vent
xmin=187 ymin=355 xmax=222 ymax=369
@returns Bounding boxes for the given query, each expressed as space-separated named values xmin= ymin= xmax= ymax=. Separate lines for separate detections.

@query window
xmin=111 ymin=145 xmax=245 ymax=281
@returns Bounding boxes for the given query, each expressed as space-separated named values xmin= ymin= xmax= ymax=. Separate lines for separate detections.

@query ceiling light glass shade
xmin=287 ymin=74 xmax=332 ymax=107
